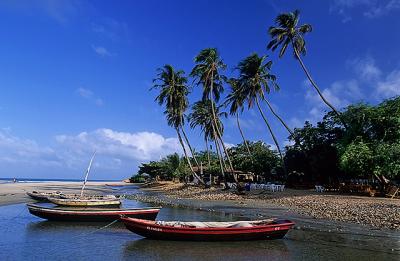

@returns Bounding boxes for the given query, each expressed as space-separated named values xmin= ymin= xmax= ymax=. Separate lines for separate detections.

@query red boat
xmin=120 ymin=217 xmax=294 ymax=241
xmin=27 ymin=204 xmax=160 ymax=222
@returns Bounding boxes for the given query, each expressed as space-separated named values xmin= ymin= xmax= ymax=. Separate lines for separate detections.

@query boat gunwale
xmin=121 ymin=217 xmax=295 ymax=232
xmin=27 ymin=204 xmax=161 ymax=215
xmin=47 ymin=197 xmax=121 ymax=206
xmin=48 ymin=197 xmax=121 ymax=203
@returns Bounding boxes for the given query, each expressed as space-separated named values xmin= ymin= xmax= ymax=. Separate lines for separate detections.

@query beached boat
xmin=26 ymin=191 xmax=62 ymax=201
xmin=59 ymin=194 xmax=119 ymax=200
xmin=120 ymin=217 xmax=295 ymax=241
xmin=27 ymin=204 xmax=160 ymax=222
xmin=48 ymin=196 xmax=121 ymax=207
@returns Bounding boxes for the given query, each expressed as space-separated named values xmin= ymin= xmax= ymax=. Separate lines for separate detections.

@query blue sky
xmin=0 ymin=0 xmax=399 ymax=180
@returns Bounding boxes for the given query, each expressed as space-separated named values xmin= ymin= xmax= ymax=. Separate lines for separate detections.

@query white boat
xmin=48 ymin=196 xmax=121 ymax=207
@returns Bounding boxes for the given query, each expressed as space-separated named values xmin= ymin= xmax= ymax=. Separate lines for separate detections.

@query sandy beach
xmin=0 ymin=181 xmax=130 ymax=206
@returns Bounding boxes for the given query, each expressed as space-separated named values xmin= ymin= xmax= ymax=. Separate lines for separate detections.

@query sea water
xmin=0 ymin=190 xmax=398 ymax=260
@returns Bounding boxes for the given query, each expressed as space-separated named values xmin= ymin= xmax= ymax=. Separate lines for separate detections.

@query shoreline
xmin=1 ymin=181 xmax=398 ymax=233
xmin=0 ymin=181 xmax=131 ymax=206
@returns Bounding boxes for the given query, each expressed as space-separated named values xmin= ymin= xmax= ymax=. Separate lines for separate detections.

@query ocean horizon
xmin=0 ymin=178 xmax=120 ymax=184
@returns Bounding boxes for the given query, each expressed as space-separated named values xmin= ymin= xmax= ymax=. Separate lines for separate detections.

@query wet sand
xmin=0 ymin=181 xmax=133 ymax=206
xmin=130 ymin=182 xmax=400 ymax=230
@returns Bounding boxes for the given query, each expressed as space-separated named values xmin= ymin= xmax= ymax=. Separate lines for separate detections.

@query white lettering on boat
xmin=147 ymin=226 xmax=162 ymax=232
xmin=274 ymin=227 xmax=280 ymax=230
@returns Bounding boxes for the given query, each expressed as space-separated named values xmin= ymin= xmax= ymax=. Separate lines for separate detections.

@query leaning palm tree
xmin=188 ymin=100 xmax=228 ymax=185
xmin=190 ymin=48 xmax=238 ymax=183
xmin=152 ymin=64 xmax=204 ymax=184
xmin=236 ymin=53 xmax=286 ymax=171
xmin=267 ymin=9 xmax=346 ymax=127
xmin=225 ymin=78 xmax=253 ymax=158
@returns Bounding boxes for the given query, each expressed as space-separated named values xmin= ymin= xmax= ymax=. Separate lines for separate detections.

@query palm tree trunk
xmin=214 ymin=136 xmax=229 ymax=189
xmin=205 ymin=137 xmax=212 ymax=185
xmin=205 ymin=137 xmax=211 ymax=169
xmin=211 ymin=122 xmax=228 ymax=171
xmin=209 ymin=72 xmax=238 ymax=183
xmin=236 ymin=113 xmax=252 ymax=158
xmin=181 ymin=127 xmax=201 ymax=168
xmin=263 ymin=97 xmax=294 ymax=136
xmin=293 ymin=45 xmax=347 ymax=129
xmin=255 ymin=96 xmax=287 ymax=175
xmin=176 ymin=128 xmax=204 ymax=185
xmin=216 ymin=137 xmax=229 ymax=171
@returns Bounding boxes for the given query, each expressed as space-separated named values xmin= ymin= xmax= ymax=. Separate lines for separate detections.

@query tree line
xmin=133 ymin=97 xmax=400 ymax=186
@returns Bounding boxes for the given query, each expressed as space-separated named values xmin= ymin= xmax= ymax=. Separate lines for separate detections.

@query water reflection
xmin=26 ymin=220 xmax=127 ymax=232
xmin=123 ymin=239 xmax=290 ymax=261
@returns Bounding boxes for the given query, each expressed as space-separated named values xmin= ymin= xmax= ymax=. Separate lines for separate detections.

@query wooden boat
xmin=48 ymin=196 xmax=121 ymax=207
xmin=26 ymin=191 xmax=62 ymax=201
xmin=59 ymin=194 xmax=119 ymax=200
xmin=27 ymin=204 xmax=160 ymax=222
xmin=120 ymin=217 xmax=295 ymax=241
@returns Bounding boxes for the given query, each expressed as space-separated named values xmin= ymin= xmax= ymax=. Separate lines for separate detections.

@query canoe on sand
xmin=120 ymin=217 xmax=295 ymax=241
xmin=27 ymin=204 xmax=160 ymax=222
xmin=48 ymin=197 xmax=121 ymax=207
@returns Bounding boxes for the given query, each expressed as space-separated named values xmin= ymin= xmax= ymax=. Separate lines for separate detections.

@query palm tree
xmin=225 ymin=78 xmax=253 ymax=158
xmin=152 ymin=64 xmax=204 ymax=184
xmin=236 ymin=53 xmax=286 ymax=171
xmin=263 ymin=97 xmax=294 ymax=136
xmin=267 ymin=9 xmax=346 ymax=127
xmin=190 ymin=48 xmax=238 ymax=183
xmin=188 ymin=100 xmax=229 ymax=185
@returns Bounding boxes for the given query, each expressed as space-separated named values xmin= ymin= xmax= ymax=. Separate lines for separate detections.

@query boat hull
xmin=48 ymin=197 xmax=121 ymax=207
xmin=27 ymin=204 xmax=160 ymax=222
xmin=121 ymin=217 xmax=294 ymax=241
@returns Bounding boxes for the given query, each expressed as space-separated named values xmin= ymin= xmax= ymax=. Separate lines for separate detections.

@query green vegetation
xmin=134 ymin=98 xmax=400 ymax=185
xmin=132 ymin=9 xmax=399 ymax=188
xmin=135 ymin=153 xmax=189 ymax=181
xmin=286 ymin=98 xmax=400 ymax=185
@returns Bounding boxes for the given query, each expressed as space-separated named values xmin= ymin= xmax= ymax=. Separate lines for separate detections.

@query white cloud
xmin=0 ymin=130 xmax=61 ymax=167
xmin=304 ymin=79 xmax=364 ymax=122
xmin=75 ymin=88 xmax=103 ymax=106
xmin=76 ymin=87 xmax=93 ymax=98
xmin=375 ymin=70 xmax=400 ymax=99
xmin=306 ymin=79 xmax=362 ymax=108
xmin=92 ymin=45 xmax=112 ymax=57
xmin=265 ymin=142 xmax=277 ymax=151
xmin=0 ymin=128 xmax=182 ymax=177
xmin=283 ymin=140 xmax=295 ymax=147
xmin=347 ymin=56 xmax=381 ymax=81
xmin=330 ymin=0 xmax=400 ymax=22
xmin=224 ymin=142 xmax=235 ymax=149
xmin=300 ymin=54 xmax=400 ymax=125
xmin=363 ymin=0 xmax=400 ymax=17
xmin=347 ymin=55 xmax=400 ymax=100
xmin=56 ymin=128 xmax=181 ymax=162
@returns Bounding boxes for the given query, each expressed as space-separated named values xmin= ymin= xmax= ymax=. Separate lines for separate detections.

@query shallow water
xmin=0 ymin=191 xmax=398 ymax=260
